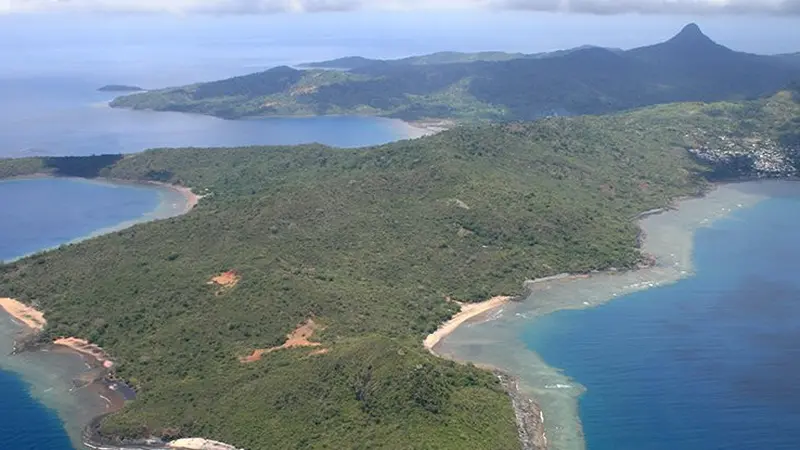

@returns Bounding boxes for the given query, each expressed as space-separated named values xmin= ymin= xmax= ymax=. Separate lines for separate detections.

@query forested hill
xmin=295 ymin=48 xmax=613 ymax=69
xmin=111 ymin=24 xmax=799 ymax=122
xmin=2 ymin=92 xmax=799 ymax=449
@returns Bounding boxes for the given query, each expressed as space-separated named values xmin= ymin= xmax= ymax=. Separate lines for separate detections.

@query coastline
xmin=108 ymin=100 xmax=451 ymax=141
xmin=423 ymin=296 xmax=511 ymax=352
xmin=402 ymin=119 xmax=456 ymax=138
xmin=0 ymin=177 xmax=200 ymax=450
xmin=431 ymin=180 xmax=797 ymax=450
xmin=425 ymin=296 xmax=548 ymax=450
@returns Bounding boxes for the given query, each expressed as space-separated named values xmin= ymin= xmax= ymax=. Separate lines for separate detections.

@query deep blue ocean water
xmin=0 ymin=369 xmax=75 ymax=450
xmin=524 ymin=195 xmax=800 ymax=449
xmin=0 ymin=177 xmax=169 ymax=449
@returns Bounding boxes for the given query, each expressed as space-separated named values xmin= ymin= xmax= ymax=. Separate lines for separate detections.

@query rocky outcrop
xmin=496 ymin=371 xmax=548 ymax=450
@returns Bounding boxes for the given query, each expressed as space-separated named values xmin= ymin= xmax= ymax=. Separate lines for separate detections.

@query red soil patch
xmin=208 ymin=271 xmax=240 ymax=289
xmin=239 ymin=319 xmax=326 ymax=363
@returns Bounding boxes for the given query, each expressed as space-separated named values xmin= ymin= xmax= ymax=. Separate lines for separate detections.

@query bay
xmin=523 ymin=189 xmax=800 ymax=450
xmin=0 ymin=76 xmax=416 ymax=159
xmin=438 ymin=181 xmax=800 ymax=450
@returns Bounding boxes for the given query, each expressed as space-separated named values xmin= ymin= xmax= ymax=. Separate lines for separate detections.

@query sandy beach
xmin=434 ymin=181 xmax=800 ymax=450
xmin=424 ymin=296 xmax=512 ymax=352
xmin=402 ymin=119 xmax=456 ymax=139
xmin=0 ymin=177 xmax=201 ymax=449
xmin=145 ymin=181 xmax=200 ymax=213
xmin=53 ymin=337 xmax=114 ymax=369
xmin=0 ymin=297 xmax=46 ymax=332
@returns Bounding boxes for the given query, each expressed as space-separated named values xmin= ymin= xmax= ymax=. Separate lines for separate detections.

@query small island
xmin=97 ymin=84 xmax=145 ymax=93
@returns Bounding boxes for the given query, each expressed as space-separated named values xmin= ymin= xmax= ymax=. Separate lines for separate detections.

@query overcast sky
xmin=2 ymin=0 xmax=800 ymax=14
xmin=1 ymin=1 xmax=798 ymax=85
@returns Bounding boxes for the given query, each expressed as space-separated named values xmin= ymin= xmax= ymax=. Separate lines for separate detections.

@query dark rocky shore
xmin=496 ymin=371 xmax=548 ymax=450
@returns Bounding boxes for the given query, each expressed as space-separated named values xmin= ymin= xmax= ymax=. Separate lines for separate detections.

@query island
xmin=110 ymin=24 xmax=799 ymax=123
xmin=1 ymin=82 xmax=798 ymax=449
xmin=98 ymin=84 xmax=145 ymax=93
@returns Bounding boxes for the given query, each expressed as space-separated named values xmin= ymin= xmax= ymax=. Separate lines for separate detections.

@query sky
xmin=2 ymin=0 xmax=800 ymax=14
xmin=0 ymin=1 xmax=798 ymax=86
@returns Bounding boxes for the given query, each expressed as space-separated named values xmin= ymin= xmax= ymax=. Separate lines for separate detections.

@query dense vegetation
xmin=298 ymin=47 xmax=619 ymax=70
xmin=112 ymin=24 xmax=799 ymax=122
xmin=1 ymin=92 xmax=798 ymax=449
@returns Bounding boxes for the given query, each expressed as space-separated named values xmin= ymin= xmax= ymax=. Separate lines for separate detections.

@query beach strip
xmin=0 ymin=297 xmax=46 ymax=332
xmin=424 ymin=295 xmax=511 ymax=352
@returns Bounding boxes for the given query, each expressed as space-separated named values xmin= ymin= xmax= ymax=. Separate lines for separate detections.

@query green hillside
xmin=2 ymin=92 xmax=798 ymax=449
xmin=111 ymin=24 xmax=799 ymax=122
xmin=298 ymin=46 xmax=621 ymax=70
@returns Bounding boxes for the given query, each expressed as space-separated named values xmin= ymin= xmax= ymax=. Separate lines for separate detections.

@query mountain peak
xmin=680 ymin=23 xmax=702 ymax=35
xmin=669 ymin=23 xmax=714 ymax=45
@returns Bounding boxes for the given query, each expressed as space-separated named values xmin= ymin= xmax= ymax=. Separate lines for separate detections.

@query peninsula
xmin=110 ymin=25 xmax=799 ymax=122
xmin=1 ymin=85 xmax=798 ymax=449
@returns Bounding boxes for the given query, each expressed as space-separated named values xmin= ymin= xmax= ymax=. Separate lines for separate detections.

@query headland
xmin=0 ymin=178 xmax=199 ymax=449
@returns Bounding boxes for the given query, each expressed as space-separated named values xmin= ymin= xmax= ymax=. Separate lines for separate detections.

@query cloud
xmin=2 ymin=0 xmax=798 ymax=14
xmin=498 ymin=0 xmax=800 ymax=15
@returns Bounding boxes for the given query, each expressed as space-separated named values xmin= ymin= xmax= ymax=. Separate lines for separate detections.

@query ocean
xmin=438 ymin=181 xmax=800 ymax=450
xmin=0 ymin=369 xmax=74 ymax=449
xmin=523 ymin=188 xmax=800 ymax=450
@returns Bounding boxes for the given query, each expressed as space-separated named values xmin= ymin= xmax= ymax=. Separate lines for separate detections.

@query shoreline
xmin=423 ymin=295 xmax=511 ymax=352
xmin=431 ymin=180 xmax=796 ymax=450
xmin=423 ymin=276 xmax=587 ymax=450
xmin=0 ymin=177 xmax=200 ymax=450
xmin=425 ymin=298 xmax=549 ymax=450
xmin=108 ymin=101 xmax=452 ymax=141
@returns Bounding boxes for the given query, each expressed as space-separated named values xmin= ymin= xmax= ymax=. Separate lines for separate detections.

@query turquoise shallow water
xmin=523 ymin=193 xmax=800 ymax=449
xmin=0 ymin=177 xmax=188 ymax=449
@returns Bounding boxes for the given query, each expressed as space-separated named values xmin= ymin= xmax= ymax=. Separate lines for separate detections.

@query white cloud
xmin=2 ymin=0 xmax=798 ymax=14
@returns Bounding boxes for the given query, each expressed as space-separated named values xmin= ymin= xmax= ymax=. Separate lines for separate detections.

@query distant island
xmin=111 ymin=24 xmax=800 ymax=123
xmin=98 ymin=84 xmax=144 ymax=92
